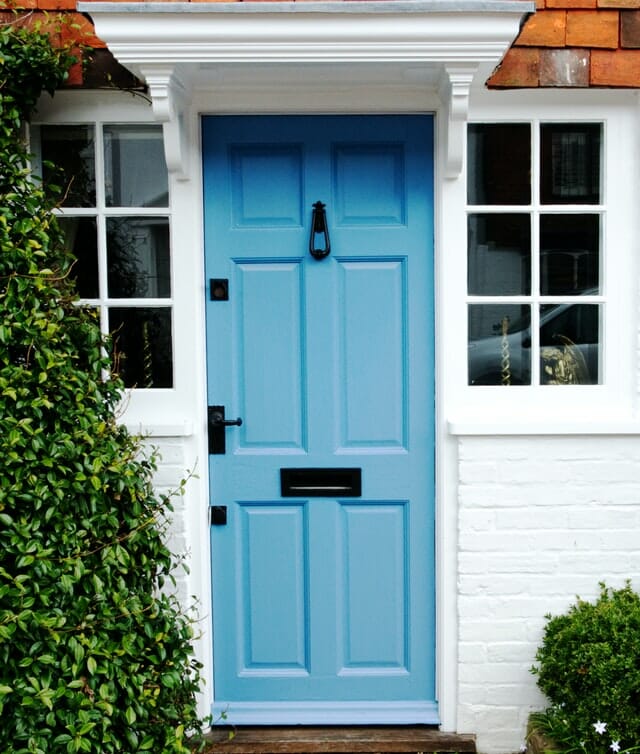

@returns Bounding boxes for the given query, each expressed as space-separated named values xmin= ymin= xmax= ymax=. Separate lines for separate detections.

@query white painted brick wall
xmin=458 ymin=435 xmax=640 ymax=754
xmin=146 ymin=436 xmax=192 ymax=607
xmin=140 ymin=431 xmax=640 ymax=751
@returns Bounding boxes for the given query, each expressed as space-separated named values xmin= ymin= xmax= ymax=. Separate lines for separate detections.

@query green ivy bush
xmin=0 ymin=24 xmax=204 ymax=754
xmin=531 ymin=582 xmax=640 ymax=754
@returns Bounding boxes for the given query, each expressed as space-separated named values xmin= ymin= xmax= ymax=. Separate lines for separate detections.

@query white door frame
xmin=80 ymin=0 xmax=530 ymax=730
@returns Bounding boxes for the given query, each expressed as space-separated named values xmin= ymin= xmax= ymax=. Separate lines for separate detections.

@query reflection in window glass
xmin=467 ymin=120 xmax=604 ymax=387
xmin=35 ymin=120 xmax=173 ymax=389
xmin=468 ymin=214 xmax=531 ymax=296
xmin=104 ymin=125 xmax=168 ymax=207
xmin=58 ymin=217 xmax=99 ymax=299
xmin=540 ymin=303 xmax=600 ymax=385
xmin=109 ymin=307 xmax=173 ymax=388
xmin=540 ymin=214 xmax=599 ymax=295
xmin=468 ymin=304 xmax=531 ymax=385
xmin=106 ymin=217 xmax=170 ymax=298
xmin=541 ymin=124 xmax=601 ymax=205
xmin=39 ymin=125 xmax=96 ymax=207
xmin=467 ymin=123 xmax=531 ymax=206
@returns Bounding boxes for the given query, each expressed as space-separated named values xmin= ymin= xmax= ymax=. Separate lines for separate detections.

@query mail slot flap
xmin=280 ymin=468 xmax=361 ymax=497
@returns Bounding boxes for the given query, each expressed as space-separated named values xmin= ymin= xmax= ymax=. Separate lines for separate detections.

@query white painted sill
xmin=448 ymin=418 xmax=640 ymax=436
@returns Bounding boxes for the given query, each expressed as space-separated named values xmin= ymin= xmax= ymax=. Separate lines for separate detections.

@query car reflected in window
xmin=469 ymin=293 xmax=600 ymax=386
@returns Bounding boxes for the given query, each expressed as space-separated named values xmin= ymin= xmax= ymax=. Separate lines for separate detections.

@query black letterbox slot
xmin=280 ymin=468 xmax=362 ymax=497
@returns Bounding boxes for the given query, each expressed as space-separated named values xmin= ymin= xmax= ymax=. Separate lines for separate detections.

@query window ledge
xmin=123 ymin=420 xmax=194 ymax=438
xmin=448 ymin=417 xmax=640 ymax=436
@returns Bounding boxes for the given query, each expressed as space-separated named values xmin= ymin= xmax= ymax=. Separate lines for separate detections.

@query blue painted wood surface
xmin=203 ymin=115 xmax=435 ymax=718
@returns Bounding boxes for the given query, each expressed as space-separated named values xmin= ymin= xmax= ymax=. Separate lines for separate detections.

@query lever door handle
xmin=211 ymin=411 xmax=243 ymax=428
xmin=208 ymin=405 xmax=242 ymax=454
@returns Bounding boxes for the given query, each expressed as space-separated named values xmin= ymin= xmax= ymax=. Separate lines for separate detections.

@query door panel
xmin=203 ymin=115 xmax=435 ymax=723
xmin=340 ymin=502 xmax=408 ymax=669
xmin=239 ymin=503 xmax=308 ymax=670
xmin=236 ymin=261 xmax=306 ymax=449
xmin=338 ymin=259 xmax=407 ymax=448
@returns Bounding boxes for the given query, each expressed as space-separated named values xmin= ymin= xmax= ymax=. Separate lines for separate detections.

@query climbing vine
xmin=0 ymin=23 xmax=204 ymax=754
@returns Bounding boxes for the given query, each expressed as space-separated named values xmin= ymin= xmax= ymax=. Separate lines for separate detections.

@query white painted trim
xmin=448 ymin=419 xmax=640 ymax=436
xmin=453 ymin=88 xmax=640 ymax=421
xmin=144 ymin=67 xmax=191 ymax=181
xmin=213 ymin=700 xmax=440 ymax=726
xmin=123 ymin=421 xmax=193 ymax=438
xmin=81 ymin=2 xmax=530 ymax=178
xmin=80 ymin=1 xmax=534 ymax=13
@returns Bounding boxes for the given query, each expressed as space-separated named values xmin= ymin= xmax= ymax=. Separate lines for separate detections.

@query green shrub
xmin=0 ymin=24 xmax=204 ymax=754
xmin=531 ymin=582 xmax=640 ymax=754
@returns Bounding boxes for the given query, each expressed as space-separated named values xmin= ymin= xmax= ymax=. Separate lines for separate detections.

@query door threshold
xmin=200 ymin=725 xmax=476 ymax=753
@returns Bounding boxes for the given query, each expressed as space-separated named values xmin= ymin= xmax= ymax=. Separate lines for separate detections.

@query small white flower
xmin=519 ymin=745 xmax=527 ymax=753
xmin=610 ymin=741 xmax=621 ymax=753
xmin=594 ymin=721 xmax=608 ymax=735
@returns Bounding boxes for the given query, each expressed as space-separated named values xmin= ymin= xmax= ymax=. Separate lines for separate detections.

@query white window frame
xmin=30 ymin=91 xmax=196 ymax=434
xmin=447 ymin=88 xmax=640 ymax=431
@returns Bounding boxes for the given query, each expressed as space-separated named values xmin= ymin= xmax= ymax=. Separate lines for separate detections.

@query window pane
xmin=540 ymin=303 xmax=600 ymax=385
xmin=468 ymin=304 xmax=531 ymax=385
xmin=468 ymin=214 xmax=531 ymax=295
xmin=467 ymin=124 xmax=531 ymax=205
xmin=107 ymin=217 xmax=170 ymax=298
xmin=109 ymin=307 xmax=173 ymax=388
xmin=58 ymin=217 xmax=99 ymax=299
xmin=540 ymin=214 xmax=599 ymax=295
xmin=541 ymin=124 xmax=601 ymax=205
xmin=104 ymin=125 xmax=168 ymax=207
xmin=39 ymin=125 xmax=96 ymax=207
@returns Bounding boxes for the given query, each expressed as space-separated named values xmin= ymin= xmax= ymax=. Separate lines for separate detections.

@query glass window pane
xmin=104 ymin=125 xmax=168 ymax=207
xmin=39 ymin=125 xmax=95 ymax=207
xmin=109 ymin=307 xmax=173 ymax=388
xmin=541 ymin=124 xmax=602 ymax=205
xmin=58 ymin=217 xmax=99 ymax=299
xmin=467 ymin=124 xmax=531 ymax=205
xmin=468 ymin=214 xmax=531 ymax=295
xmin=107 ymin=217 xmax=170 ymax=298
xmin=540 ymin=214 xmax=599 ymax=295
xmin=540 ymin=303 xmax=600 ymax=385
xmin=468 ymin=304 xmax=531 ymax=385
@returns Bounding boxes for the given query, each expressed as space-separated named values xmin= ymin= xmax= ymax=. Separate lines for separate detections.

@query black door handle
xmin=210 ymin=411 xmax=243 ymax=428
xmin=208 ymin=405 xmax=242 ymax=454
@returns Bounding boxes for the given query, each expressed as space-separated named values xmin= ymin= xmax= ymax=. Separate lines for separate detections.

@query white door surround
xmin=77 ymin=0 xmax=531 ymax=733
xmin=79 ymin=1 xmax=531 ymax=181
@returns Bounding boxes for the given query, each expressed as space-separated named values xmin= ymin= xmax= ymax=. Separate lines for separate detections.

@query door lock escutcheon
xmin=208 ymin=405 xmax=243 ymax=455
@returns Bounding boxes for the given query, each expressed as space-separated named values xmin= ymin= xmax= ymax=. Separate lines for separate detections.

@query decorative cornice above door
xmin=80 ymin=1 xmax=532 ymax=180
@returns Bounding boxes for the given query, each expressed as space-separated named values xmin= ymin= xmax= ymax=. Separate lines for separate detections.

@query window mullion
xmin=530 ymin=121 xmax=541 ymax=386
xmin=95 ymin=124 xmax=110 ymax=313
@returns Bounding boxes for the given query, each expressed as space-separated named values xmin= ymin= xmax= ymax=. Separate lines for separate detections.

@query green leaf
xmin=0 ymin=32 xmax=204 ymax=743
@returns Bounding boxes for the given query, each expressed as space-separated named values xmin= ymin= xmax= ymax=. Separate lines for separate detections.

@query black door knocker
xmin=309 ymin=201 xmax=331 ymax=260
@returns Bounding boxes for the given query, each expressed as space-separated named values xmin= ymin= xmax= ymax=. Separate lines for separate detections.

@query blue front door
xmin=202 ymin=115 xmax=436 ymax=724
